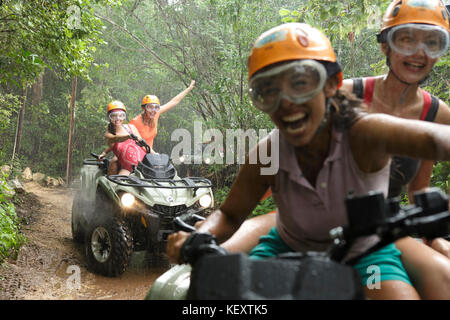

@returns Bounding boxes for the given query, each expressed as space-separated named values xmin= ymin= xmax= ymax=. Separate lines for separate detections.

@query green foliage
xmin=214 ymin=186 xmax=276 ymax=218
xmin=250 ymin=196 xmax=276 ymax=218
xmin=0 ymin=93 xmax=21 ymax=131
xmin=0 ymin=173 xmax=26 ymax=263
xmin=0 ymin=0 xmax=120 ymax=86
xmin=0 ymin=0 xmax=448 ymax=195
xmin=431 ymin=162 xmax=450 ymax=193
xmin=278 ymin=0 xmax=391 ymax=78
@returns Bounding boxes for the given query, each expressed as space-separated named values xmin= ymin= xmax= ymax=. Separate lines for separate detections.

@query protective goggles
xmin=248 ymin=60 xmax=327 ymax=114
xmin=108 ymin=110 xmax=126 ymax=121
xmin=387 ymin=24 xmax=449 ymax=59
xmin=144 ymin=103 xmax=160 ymax=111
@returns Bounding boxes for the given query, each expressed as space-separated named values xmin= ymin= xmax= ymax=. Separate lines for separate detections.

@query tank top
xmin=352 ymin=77 xmax=439 ymax=198
xmin=129 ymin=112 xmax=160 ymax=148
xmin=270 ymin=127 xmax=391 ymax=254
xmin=111 ymin=125 xmax=146 ymax=172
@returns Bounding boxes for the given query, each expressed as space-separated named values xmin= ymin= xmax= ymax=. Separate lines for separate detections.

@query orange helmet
xmin=142 ymin=95 xmax=160 ymax=106
xmin=379 ymin=0 xmax=449 ymax=39
xmin=247 ymin=23 xmax=342 ymax=87
xmin=106 ymin=100 xmax=126 ymax=113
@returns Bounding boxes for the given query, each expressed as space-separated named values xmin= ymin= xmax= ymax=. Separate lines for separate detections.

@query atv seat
xmin=137 ymin=154 xmax=176 ymax=179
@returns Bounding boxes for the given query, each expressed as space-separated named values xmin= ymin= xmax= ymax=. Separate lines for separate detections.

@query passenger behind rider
xmin=219 ymin=0 xmax=450 ymax=299
xmin=340 ymin=0 xmax=450 ymax=299
xmin=166 ymin=23 xmax=450 ymax=299
xmin=98 ymin=101 xmax=146 ymax=176
xmin=107 ymin=80 xmax=196 ymax=175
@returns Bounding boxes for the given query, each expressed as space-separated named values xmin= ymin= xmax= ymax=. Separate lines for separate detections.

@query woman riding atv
xmin=99 ymin=100 xmax=147 ymax=175
xmin=107 ymin=80 xmax=196 ymax=175
xmin=219 ymin=0 xmax=450 ymax=299
xmin=166 ymin=22 xmax=450 ymax=299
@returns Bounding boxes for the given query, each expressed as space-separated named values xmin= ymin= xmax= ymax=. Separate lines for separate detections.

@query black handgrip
xmin=180 ymin=232 xmax=227 ymax=265
xmin=91 ymin=152 xmax=100 ymax=160
xmin=134 ymin=138 xmax=151 ymax=153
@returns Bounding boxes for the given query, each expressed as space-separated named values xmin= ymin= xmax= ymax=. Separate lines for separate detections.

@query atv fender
xmin=145 ymin=264 xmax=192 ymax=300
xmin=72 ymin=164 xmax=105 ymax=237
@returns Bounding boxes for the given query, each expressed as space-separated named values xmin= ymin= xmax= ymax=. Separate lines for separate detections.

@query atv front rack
xmin=106 ymin=175 xmax=212 ymax=189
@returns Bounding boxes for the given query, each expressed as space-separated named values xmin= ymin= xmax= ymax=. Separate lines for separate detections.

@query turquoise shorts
xmin=249 ymin=227 xmax=412 ymax=286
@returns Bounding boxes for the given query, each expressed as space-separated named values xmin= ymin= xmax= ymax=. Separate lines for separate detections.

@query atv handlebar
xmin=329 ymin=188 xmax=450 ymax=264
xmin=178 ymin=188 xmax=449 ymax=267
xmin=91 ymin=152 xmax=100 ymax=160
xmin=128 ymin=134 xmax=151 ymax=153
xmin=174 ymin=216 xmax=199 ymax=232
xmin=180 ymin=232 xmax=228 ymax=265
xmin=173 ymin=213 xmax=227 ymax=265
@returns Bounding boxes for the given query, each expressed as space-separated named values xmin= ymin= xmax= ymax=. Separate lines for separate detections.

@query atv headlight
xmin=199 ymin=194 xmax=212 ymax=208
xmin=179 ymin=155 xmax=185 ymax=163
xmin=121 ymin=193 xmax=135 ymax=207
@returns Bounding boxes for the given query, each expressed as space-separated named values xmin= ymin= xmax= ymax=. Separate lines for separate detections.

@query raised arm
xmin=159 ymin=80 xmax=195 ymax=114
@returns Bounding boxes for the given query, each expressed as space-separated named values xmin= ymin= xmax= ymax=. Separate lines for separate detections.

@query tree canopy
xmin=0 ymin=0 xmax=448 ymax=188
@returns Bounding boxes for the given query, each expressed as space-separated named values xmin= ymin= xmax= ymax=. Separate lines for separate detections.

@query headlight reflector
xmin=199 ymin=194 xmax=212 ymax=208
xmin=121 ymin=193 xmax=135 ymax=207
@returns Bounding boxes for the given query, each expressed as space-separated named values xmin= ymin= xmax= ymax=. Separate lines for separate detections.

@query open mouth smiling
xmin=281 ymin=111 xmax=310 ymax=134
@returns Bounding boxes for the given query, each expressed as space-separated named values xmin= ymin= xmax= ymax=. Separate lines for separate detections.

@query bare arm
xmin=98 ymin=145 xmax=113 ymax=160
xmin=104 ymin=131 xmax=130 ymax=144
xmin=350 ymin=114 xmax=450 ymax=173
xmin=407 ymin=100 xmax=450 ymax=202
xmin=129 ymin=124 xmax=143 ymax=140
xmin=128 ymin=124 xmax=156 ymax=153
xmin=166 ymin=138 xmax=274 ymax=263
xmin=340 ymin=78 xmax=354 ymax=94
xmin=159 ymin=80 xmax=195 ymax=114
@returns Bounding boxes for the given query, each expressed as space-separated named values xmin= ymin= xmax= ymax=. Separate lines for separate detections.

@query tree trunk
xmin=31 ymin=72 xmax=43 ymax=107
xmin=66 ymin=76 xmax=77 ymax=186
xmin=31 ymin=72 xmax=44 ymax=156
xmin=12 ymin=85 xmax=28 ymax=164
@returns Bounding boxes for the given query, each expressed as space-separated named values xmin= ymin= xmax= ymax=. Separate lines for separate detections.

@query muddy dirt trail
xmin=0 ymin=181 xmax=167 ymax=300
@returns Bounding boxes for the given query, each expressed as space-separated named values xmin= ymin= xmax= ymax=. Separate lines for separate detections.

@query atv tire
xmin=85 ymin=217 xmax=132 ymax=277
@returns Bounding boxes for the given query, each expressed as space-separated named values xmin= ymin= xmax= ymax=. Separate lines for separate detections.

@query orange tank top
xmin=129 ymin=112 xmax=160 ymax=148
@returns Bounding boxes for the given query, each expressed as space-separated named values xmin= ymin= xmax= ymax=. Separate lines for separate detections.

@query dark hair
xmin=107 ymin=122 xmax=116 ymax=135
xmin=319 ymin=60 xmax=342 ymax=80
xmin=330 ymin=89 xmax=368 ymax=130
xmin=141 ymin=111 xmax=155 ymax=128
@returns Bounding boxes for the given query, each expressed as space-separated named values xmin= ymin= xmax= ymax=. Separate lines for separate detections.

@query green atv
xmin=71 ymin=138 xmax=213 ymax=277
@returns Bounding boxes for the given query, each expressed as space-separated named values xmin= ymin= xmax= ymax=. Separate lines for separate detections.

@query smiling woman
xmin=98 ymin=100 xmax=147 ymax=176
xmin=166 ymin=22 xmax=450 ymax=300
xmin=339 ymin=0 xmax=450 ymax=299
